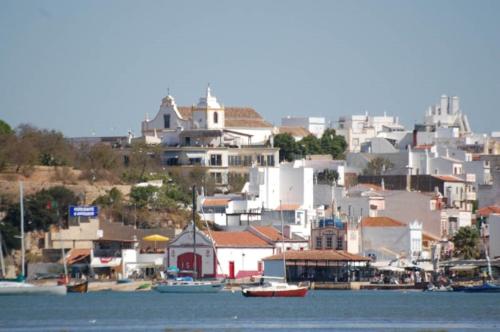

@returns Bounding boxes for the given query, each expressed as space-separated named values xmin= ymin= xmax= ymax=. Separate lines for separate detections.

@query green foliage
xmin=274 ymin=130 xmax=347 ymax=163
xmin=299 ymin=135 xmax=322 ymax=155
xmin=452 ymin=226 xmax=481 ymax=259
xmin=320 ymin=129 xmax=347 ymax=159
xmin=0 ymin=119 xmax=12 ymax=135
xmin=76 ymin=143 xmax=121 ymax=182
xmin=363 ymin=157 xmax=394 ymax=176
xmin=317 ymin=169 xmax=339 ymax=185
xmin=122 ymin=142 xmax=162 ymax=183
xmin=274 ymin=133 xmax=303 ymax=162
xmin=130 ymin=185 xmax=159 ymax=209
xmin=228 ymin=173 xmax=248 ymax=193
xmin=93 ymin=187 xmax=124 ymax=207
xmin=1 ymin=186 xmax=78 ymax=252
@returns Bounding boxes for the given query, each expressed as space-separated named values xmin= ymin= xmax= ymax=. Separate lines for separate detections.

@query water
xmin=0 ymin=290 xmax=499 ymax=331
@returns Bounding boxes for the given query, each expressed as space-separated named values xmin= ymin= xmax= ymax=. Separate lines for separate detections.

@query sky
xmin=0 ymin=0 xmax=499 ymax=137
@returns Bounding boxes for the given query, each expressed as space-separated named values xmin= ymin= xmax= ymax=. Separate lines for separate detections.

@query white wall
xmin=489 ymin=214 xmax=500 ymax=259
xmin=216 ymin=247 xmax=274 ymax=276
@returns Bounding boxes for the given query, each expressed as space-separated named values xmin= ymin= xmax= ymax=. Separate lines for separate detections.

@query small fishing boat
xmin=66 ymin=280 xmax=88 ymax=293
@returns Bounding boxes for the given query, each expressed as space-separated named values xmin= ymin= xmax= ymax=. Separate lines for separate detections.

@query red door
xmin=177 ymin=252 xmax=202 ymax=278
xmin=229 ymin=261 xmax=235 ymax=279
xmin=257 ymin=261 xmax=263 ymax=272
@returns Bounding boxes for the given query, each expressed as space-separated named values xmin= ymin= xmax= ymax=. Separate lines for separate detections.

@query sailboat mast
xmin=0 ymin=231 xmax=5 ymax=277
xmin=192 ymin=185 xmax=197 ymax=279
xmin=19 ymin=181 xmax=25 ymax=279
xmin=280 ymin=200 xmax=286 ymax=281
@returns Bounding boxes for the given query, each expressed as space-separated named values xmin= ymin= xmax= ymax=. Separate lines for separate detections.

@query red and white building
xmin=166 ymin=224 xmax=308 ymax=279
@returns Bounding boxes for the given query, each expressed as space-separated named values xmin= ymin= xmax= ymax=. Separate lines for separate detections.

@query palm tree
xmin=452 ymin=226 xmax=480 ymax=259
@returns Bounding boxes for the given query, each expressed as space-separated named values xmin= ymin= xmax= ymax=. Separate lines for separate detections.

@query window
xmin=243 ymin=156 xmax=252 ymax=166
xmin=266 ymin=155 xmax=275 ymax=167
xmin=210 ymin=154 xmax=222 ymax=166
xmin=212 ymin=172 xmax=222 ymax=184
xmin=189 ymin=158 xmax=202 ymax=165
xmin=185 ymin=137 xmax=191 ymax=145
xmin=213 ymin=112 xmax=218 ymax=124
xmin=326 ymin=236 xmax=333 ymax=249
xmin=257 ymin=155 xmax=265 ymax=165
xmin=163 ymin=114 xmax=170 ymax=128
xmin=228 ymin=155 xmax=242 ymax=166
xmin=316 ymin=237 xmax=322 ymax=249
xmin=336 ymin=236 xmax=343 ymax=250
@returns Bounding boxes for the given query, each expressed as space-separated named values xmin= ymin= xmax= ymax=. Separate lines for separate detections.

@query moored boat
xmin=242 ymin=280 xmax=308 ymax=297
xmin=153 ymin=277 xmax=224 ymax=293
xmin=462 ymin=282 xmax=500 ymax=293
xmin=66 ymin=280 xmax=88 ymax=293
xmin=0 ymin=281 xmax=67 ymax=296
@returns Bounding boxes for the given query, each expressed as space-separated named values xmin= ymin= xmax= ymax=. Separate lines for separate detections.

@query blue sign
xmin=69 ymin=205 xmax=99 ymax=217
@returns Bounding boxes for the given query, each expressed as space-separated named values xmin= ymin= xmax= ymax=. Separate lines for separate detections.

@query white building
xmin=487 ymin=214 xmax=500 ymax=259
xmin=423 ymin=95 xmax=471 ymax=134
xmin=281 ymin=116 xmax=326 ymax=137
xmin=360 ymin=217 xmax=423 ymax=262
xmin=336 ymin=112 xmax=405 ymax=152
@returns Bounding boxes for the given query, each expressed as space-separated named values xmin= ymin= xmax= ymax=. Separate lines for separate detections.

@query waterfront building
xmin=166 ymin=224 xmax=307 ymax=279
xmin=359 ymin=216 xmax=423 ymax=263
xmin=488 ymin=214 xmax=500 ymax=259
xmin=263 ymin=250 xmax=371 ymax=283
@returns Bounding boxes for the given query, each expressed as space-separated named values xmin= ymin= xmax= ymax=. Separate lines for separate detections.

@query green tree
xmin=317 ymin=169 xmax=339 ymax=185
xmin=320 ymin=129 xmax=347 ymax=159
xmin=299 ymin=135 xmax=322 ymax=155
xmin=363 ymin=157 xmax=394 ymax=176
xmin=274 ymin=133 xmax=302 ymax=162
xmin=130 ymin=185 xmax=159 ymax=209
xmin=0 ymin=119 xmax=12 ymax=135
xmin=2 ymin=186 xmax=78 ymax=253
xmin=123 ymin=142 xmax=162 ymax=183
xmin=452 ymin=226 xmax=481 ymax=259
xmin=76 ymin=143 xmax=121 ymax=182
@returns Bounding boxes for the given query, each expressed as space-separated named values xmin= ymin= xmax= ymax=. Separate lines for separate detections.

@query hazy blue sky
xmin=1 ymin=0 xmax=499 ymax=137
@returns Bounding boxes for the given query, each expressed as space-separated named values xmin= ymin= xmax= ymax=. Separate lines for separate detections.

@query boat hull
xmin=154 ymin=282 xmax=224 ymax=293
xmin=67 ymin=281 xmax=88 ymax=293
xmin=242 ymin=287 xmax=308 ymax=297
xmin=463 ymin=283 xmax=500 ymax=293
xmin=0 ymin=283 xmax=67 ymax=296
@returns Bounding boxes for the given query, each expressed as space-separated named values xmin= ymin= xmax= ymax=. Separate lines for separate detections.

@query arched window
xmin=213 ymin=112 xmax=218 ymax=124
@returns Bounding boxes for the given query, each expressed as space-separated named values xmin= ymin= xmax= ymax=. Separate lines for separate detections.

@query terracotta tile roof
xmin=209 ymin=231 xmax=273 ymax=248
xmin=264 ymin=250 xmax=370 ymax=261
xmin=177 ymin=107 xmax=272 ymax=128
xmin=66 ymin=248 xmax=90 ymax=265
xmin=275 ymin=204 xmax=301 ymax=211
xmin=361 ymin=216 xmax=405 ymax=227
xmin=422 ymin=232 xmax=441 ymax=242
xmin=251 ymin=226 xmax=286 ymax=241
xmin=431 ymin=175 xmax=464 ymax=183
xmin=477 ymin=205 xmax=500 ymax=217
xmin=414 ymin=144 xmax=434 ymax=150
xmin=277 ymin=126 xmax=312 ymax=137
xmin=203 ymin=198 xmax=231 ymax=207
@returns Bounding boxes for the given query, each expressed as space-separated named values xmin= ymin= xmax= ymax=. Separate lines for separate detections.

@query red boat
xmin=242 ymin=281 xmax=308 ymax=297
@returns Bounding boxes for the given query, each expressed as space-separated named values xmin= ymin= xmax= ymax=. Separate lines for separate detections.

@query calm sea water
xmin=0 ymin=290 xmax=499 ymax=331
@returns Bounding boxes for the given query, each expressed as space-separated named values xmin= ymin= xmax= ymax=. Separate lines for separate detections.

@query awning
xmin=185 ymin=152 xmax=205 ymax=159
xmin=449 ymin=264 xmax=478 ymax=271
xmin=376 ymin=266 xmax=405 ymax=272
xmin=91 ymin=257 xmax=122 ymax=268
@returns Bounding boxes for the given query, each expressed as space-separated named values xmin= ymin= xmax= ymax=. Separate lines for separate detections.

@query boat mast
xmin=192 ymin=185 xmax=197 ymax=280
xmin=280 ymin=200 xmax=286 ymax=282
xmin=19 ymin=181 xmax=25 ymax=279
xmin=0 ymin=231 xmax=5 ymax=277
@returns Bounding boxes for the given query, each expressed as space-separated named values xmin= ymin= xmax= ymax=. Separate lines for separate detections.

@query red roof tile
xmin=277 ymin=126 xmax=312 ymax=137
xmin=203 ymin=198 xmax=231 ymax=207
xmin=252 ymin=226 xmax=285 ymax=241
xmin=361 ymin=216 xmax=405 ymax=227
xmin=264 ymin=250 xmax=370 ymax=261
xmin=477 ymin=205 xmax=500 ymax=217
xmin=275 ymin=204 xmax=301 ymax=211
xmin=431 ymin=175 xmax=464 ymax=183
xmin=209 ymin=231 xmax=273 ymax=248
xmin=66 ymin=249 xmax=90 ymax=265
xmin=176 ymin=107 xmax=272 ymax=128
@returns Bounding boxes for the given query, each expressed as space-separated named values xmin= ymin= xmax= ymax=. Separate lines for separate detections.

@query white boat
xmin=153 ymin=278 xmax=224 ymax=293
xmin=0 ymin=281 xmax=67 ymax=296
xmin=242 ymin=278 xmax=308 ymax=297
